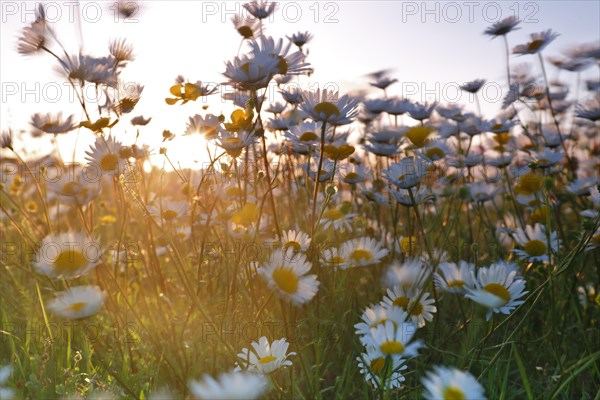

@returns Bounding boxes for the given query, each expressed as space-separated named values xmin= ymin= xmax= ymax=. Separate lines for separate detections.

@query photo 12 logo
xmin=400 ymin=1 xmax=539 ymax=24
xmin=1 ymin=1 xmax=140 ymax=24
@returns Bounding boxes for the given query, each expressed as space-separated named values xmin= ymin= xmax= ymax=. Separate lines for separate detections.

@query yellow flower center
xmin=379 ymin=340 xmax=404 ymax=355
xmin=54 ymin=250 xmax=87 ymax=275
xmin=329 ymin=255 xmax=345 ymax=265
xmin=409 ymin=302 xmax=423 ymax=316
xmin=237 ymin=26 xmax=254 ymax=38
xmin=277 ymin=56 xmax=288 ymax=75
xmin=323 ymin=208 xmax=344 ymax=221
xmin=443 ymin=386 xmax=466 ymax=400
xmin=406 ymin=126 xmax=433 ymax=147
xmin=425 ymin=147 xmax=445 ymax=160
xmin=524 ymin=239 xmax=547 ymax=257
xmin=527 ymin=39 xmax=544 ymax=52
xmin=350 ymin=249 xmax=373 ymax=263
xmin=272 ymin=267 xmax=299 ymax=294
xmin=314 ymin=102 xmax=340 ymax=119
xmin=69 ymin=302 xmax=87 ymax=312
xmin=392 ymin=296 xmax=410 ymax=309
xmin=299 ymin=131 xmax=318 ymax=142
xmin=223 ymin=137 xmax=241 ymax=146
xmin=483 ymin=283 xmax=510 ymax=303
xmin=516 ymin=172 xmax=543 ymax=194
xmin=161 ymin=210 xmax=179 ymax=220
xmin=258 ymin=355 xmax=277 ymax=364
xmin=345 ymin=172 xmax=359 ymax=180
xmin=370 ymin=357 xmax=385 ymax=374
xmin=99 ymin=153 xmax=119 ymax=172
xmin=63 ymin=181 xmax=82 ymax=195
xmin=284 ymin=241 xmax=302 ymax=252
xmin=447 ymin=280 xmax=465 ymax=288
xmin=400 ymin=236 xmax=418 ymax=255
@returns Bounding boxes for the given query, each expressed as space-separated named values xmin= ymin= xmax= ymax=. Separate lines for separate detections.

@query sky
xmin=1 ymin=0 xmax=599 ymax=167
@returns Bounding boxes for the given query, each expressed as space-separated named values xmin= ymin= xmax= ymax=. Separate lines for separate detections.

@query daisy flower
xmin=434 ymin=261 xmax=476 ymax=294
xmin=408 ymin=102 xmax=436 ymax=121
xmin=243 ymin=0 xmax=277 ymax=19
xmin=287 ymin=31 xmax=313 ymax=49
xmin=363 ymin=140 xmax=399 ymax=157
xmin=422 ymin=366 xmax=486 ymax=400
xmin=320 ymin=206 xmax=357 ymax=231
xmin=513 ymin=29 xmax=560 ymax=55
xmin=85 ymin=135 xmax=128 ymax=176
xmin=340 ymin=163 xmax=370 ymax=184
xmin=30 ymin=112 xmax=77 ymax=134
xmin=381 ymin=287 xmax=437 ymax=328
xmin=47 ymin=168 xmax=101 ymax=206
xmin=248 ymin=36 xmax=312 ymax=76
xmin=189 ymin=370 xmax=269 ymax=400
xmin=366 ymin=320 xmax=422 ymax=360
xmin=354 ymin=305 xmax=409 ymax=343
xmin=146 ymin=199 xmax=189 ymax=223
xmin=232 ymin=14 xmax=260 ymax=39
xmin=513 ymin=223 xmax=559 ymax=263
xmin=300 ymin=89 xmax=359 ymax=126
xmin=468 ymin=182 xmax=502 ymax=203
xmin=584 ymin=227 xmax=600 ymax=252
xmin=33 ymin=231 xmax=102 ymax=278
xmin=528 ymin=147 xmax=564 ymax=169
xmin=320 ymin=246 xmax=349 ymax=269
xmin=580 ymin=186 xmax=600 ymax=218
xmin=17 ymin=4 xmax=49 ymax=55
xmin=236 ymin=336 xmax=295 ymax=374
xmin=460 ymin=79 xmax=486 ymax=93
xmin=216 ymin=131 xmax=256 ymax=158
xmin=483 ymin=15 xmax=520 ymax=37
xmin=383 ymin=157 xmax=428 ymax=189
xmin=47 ymin=285 xmax=106 ymax=320
xmin=357 ymin=347 xmax=407 ymax=389
xmin=384 ymin=258 xmax=431 ymax=290
xmin=565 ymin=178 xmax=598 ymax=196
xmin=258 ymin=248 xmax=319 ymax=305
xmin=185 ymin=114 xmax=222 ymax=139
xmin=575 ymin=103 xmax=600 ymax=121
xmin=465 ymin=261 xmax=527 ymax=320
xmin=279 ymin=229 xmax=311 ymax=252
xmin=389 ymin=187 xmax=434 ymax=207
xmin=223 ymin=52 xmax=279 ymax=91
xmin=340 ymin=237 xmax=388 ymax=267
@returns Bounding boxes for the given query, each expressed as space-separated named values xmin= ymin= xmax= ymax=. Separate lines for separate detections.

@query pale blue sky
xmin=1 ymin=1 xmax=599 ymax=165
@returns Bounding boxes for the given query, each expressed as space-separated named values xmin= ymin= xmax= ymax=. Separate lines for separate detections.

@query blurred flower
xmin=131 ymin=115 xmax=152 ymax=126
xmin=460 ymin=79 xmax=486 ymax=93
xmin=0 ymin=365 xmax=15 ymax=400
xmin=483 ymin=16 xmax=520 ymax=37
xmin=109 ymin=38 xmax=135 ymax=63
xmin=33 ymin=231 xmax=102 ymax=278
xmin=513 ymin=29 xmax=560 ymax=55
xmin=30 ymin=112 xmax=76 ymax=134
xmin=243 ymin=0 xmax=277 ymax=20
xmin=189 ymin=370 xmax=269 ymax=400
xmin=434 ymin=261 xmax=476 ymax=294
xmin=422 ymin=366 xmax=487 ymax=400
xmin=17 ymin=4 xmax=49 ymax=55
xmin=513 ymin=224 xmax=559 ymax=263
xmin=232 ymin=14 xmax=260 ymax=39
xmin=383 ymin=157 xmax=427 ymax=189
xmin=287 ymin=31 xmax=313 ymax=49
xmin=47 ymin=285 xmax=106 ymax=320
xmin=185 ymin=114 xmax=222 ymax=139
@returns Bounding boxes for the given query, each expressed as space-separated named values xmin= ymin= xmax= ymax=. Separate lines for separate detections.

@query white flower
xmin=279 ymin=229 xmax=311 ymax=252
xmin=383 ymin=157 xmax=427 ymax=189
xmin=434 ymin=261 xmax=475 ymax=294
xmin=354 ymin=305 xmax=409 ymax=344
xmin=243 ymin=0 xmax=277 ymax=19
xmin=30 ymin=112 xmax=76 ymax=134
xmin=422 ymin=366 xmax=487 ymax=400
xmin=513 ymin=223 xmax=559 ymax=263
xmin=465 ymin=261 xmax=527 ymax=320
xmin=235 ymin=337 xmax=295 ymax=374
xmin=33 ymin=232 xmax=102 ymax=278
xmin=0 ymin=365 xmax=15 ymax=400
xmin=258 ymin=249 xmax=319 ymax=305
xmin=146 ymin=198 xmax=189 ymax=223
xmin=300 ymin=89 xmax=359 ymax=126
xmin=47 ymin=285 xmax=106 ymax=320
xmin=513 ymin=29 xmax=560 ymax=55
xmin=381 ymin=287 xmax=437 ymax=328
xmin=357 ymin=347 xmax=407 ymax=389
xmin=340 ymin=237 xmax=388 ymax=267
xmin=189 ymin=370 xmax=269 ymax=400
xmin=483 ymin=15 xmax=520 ymax=37
xmin=85 ymin=135 xmax=128 ymax=176
xmin=47 ymin=167 xmax=101 ymax=206
xmin=365 ymin=320 xmax=422 ymax=360
xmin=384 ymin=258 xmax=431 ymax=290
